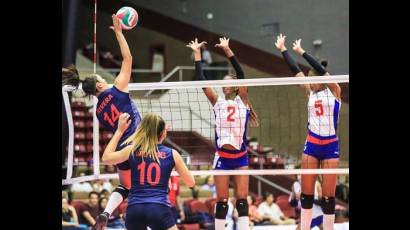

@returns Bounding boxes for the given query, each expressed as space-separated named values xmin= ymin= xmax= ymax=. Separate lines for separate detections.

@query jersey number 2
xmin=314 ymin=100 xmax=324 ymax=116
xmin=103 ymin=104 xmax=121 ymax=127
xmin=227 ymin=106 xmax=236 ymax=122
xmin=137 ymin=161 xmax=161 ymax=186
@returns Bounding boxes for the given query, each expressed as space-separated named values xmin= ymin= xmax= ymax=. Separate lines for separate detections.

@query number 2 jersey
xmin=96 ymin=86 xmax=142 ymax=149
xmin=213 ymin=95 xmax=250 ymax=154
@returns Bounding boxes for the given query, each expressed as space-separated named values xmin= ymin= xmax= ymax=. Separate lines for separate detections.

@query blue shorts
xmin=303 ymin=131 xmax=340 ymax=160
xmin=125 ymin=203 xmax=176 ymax=230
xmin=304 ymin=141 xmax=339 ymax=160
xmin=311 ymin=215 xmax=323 ymax=228
xmin=213 ymin=150 xmax=248 ymax=170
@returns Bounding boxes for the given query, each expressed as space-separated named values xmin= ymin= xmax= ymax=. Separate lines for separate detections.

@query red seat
xmin=74 ymin=120 xmax=85 ymax=128
xmin=85 ymin=120 xmax=94 ymax=128
xmin=86 ymin=143 xmax=93 ymax=153
xmin=86 ymin=131 xmax=93 ymax=140
xmin=74 ymin=144 xmax=86 ymax=153
xmin=189 ymin=200 xmax=208 ymax=214
xmin=254 ymin=196 xmax=263 ymax=207
xmin=205 ymin=198 xmax=217 ymax=216
xmin=71 ymin=101 xmax=86 ymax=109
xmin=72 ymin=110 xmax=85 ymax=118
xmin=276 ymin=198 xmax=296 ymax=218
xmin=276 ymin=195 xmax=289 ymax=202
xmin=74 ymin=132 xmax=86 ymax=141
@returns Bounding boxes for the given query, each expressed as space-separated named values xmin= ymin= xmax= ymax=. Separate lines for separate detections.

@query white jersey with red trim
xmin=213 ymin=95 xmax=250 ymax=150
xmin=307 ymin=87 xmax=341 ymax=137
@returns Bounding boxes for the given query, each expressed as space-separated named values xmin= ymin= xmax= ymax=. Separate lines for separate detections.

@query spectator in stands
xmin=85 ymin=161 xmax=93 ymax=175
xmin=247 ymin=195 xmax=264 ymax=226
xmin=168 ymin=175 xmax=185 ymax=223
xmin=78 ymin=191 xmax=100 ymax=227
xmin=71 ymin=173 xmax=93 ymax=193
xmin=98 ymin=197 xmax=125 ymax=229
xmin=152 ymin=47 xmax=165 ymax=73
xmin=257 ymin=192 xmax=295 ymax=225
xmin=62 ymin=197 xmax=88 ymax=230
xmin=100 ymin=189 xmax=111 ymax=199
xmin=92 ymin=179 xmax=114 ymax=193
xmin=201 ymin=176 xmax=216 ymax=198
xmin=62 ymin=190 xmax=68 ymax=199
xmin=104 ymin=164 xmax=116 ymax=174
xmin=335 ymin=177 xmax=349 ymax=203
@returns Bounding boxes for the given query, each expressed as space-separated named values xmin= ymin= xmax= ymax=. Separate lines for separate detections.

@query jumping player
xmin=186 ymin=37 xmax=258 ymax=230
xmin=275 ymin=33 xmax=341 ymax=230
xmin=62 ymin=15 xmax=141 ymax=229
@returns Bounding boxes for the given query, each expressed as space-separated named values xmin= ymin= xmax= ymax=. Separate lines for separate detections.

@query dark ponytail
xmin=62 ymin=64 xmax=98 ymax=96
xmin=62 ymin=64 xmax=80 ymax=87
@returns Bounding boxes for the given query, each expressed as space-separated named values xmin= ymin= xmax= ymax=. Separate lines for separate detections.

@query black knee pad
xmin=321 ymin=197 xmax=335 ymax=215
xmin=215 ymin=201 xmax=229 ymax=219
xmin=236 ymin=199 xmax=249 ymax=217
xmin=301 ymin=193 xmax=314 ymax=209
xmin=114 ymin=184 xmax=130 ymax=200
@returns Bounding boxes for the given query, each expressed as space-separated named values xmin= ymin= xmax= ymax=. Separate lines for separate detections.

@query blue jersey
xmin=96 ymin=86 xmax=141 ymax=149
xmin=128 ymin=144 xmax=175 ymax=207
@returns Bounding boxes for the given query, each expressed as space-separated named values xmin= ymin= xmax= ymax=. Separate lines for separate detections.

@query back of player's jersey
xmin=213 ymin=95 xmax=250 ymax=151
xmin=96 ymin=86 xmax=141 ymax=147
xmin=128 ymin=144 xmax=175 ymax=207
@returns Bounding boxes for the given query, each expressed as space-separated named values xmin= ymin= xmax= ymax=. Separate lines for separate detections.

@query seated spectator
xmin=168 ymin=176 xmax=185 ymax=223
xmin=257 ymin=192 xmax=295 ymax=225
xmin=92 ymin=179 xmax=113 ymax=193
xmin=98 ymin=197 xmax=125 ymax=229
xmin=62 ymin=197 xmax=88 ymax=230
xmin=247 ymin=195 xmax=264 ymax=226
xmin=104 ymin=165 xmax=116 ymax=174
xmin=78 ymin=191 xmax=100 ymax=227
xmin=62 ymin=190 xmax=68 ymax=199
xmin=99 ymin=189 xmax=111 ymax=199
xmin=336 ymin=177 xmax=349 ymax=203
xmin=70 ymin=173 xmax=93 ymax=193
xmin=200 ymin=176 xmax=216 ymax=198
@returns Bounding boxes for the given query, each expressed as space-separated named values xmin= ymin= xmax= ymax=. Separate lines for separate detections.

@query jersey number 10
xmin=137 ymin=161 xmax=161 ymax=186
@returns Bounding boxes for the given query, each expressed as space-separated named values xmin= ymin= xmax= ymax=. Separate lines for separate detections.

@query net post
xmin=62 ymin=86 xmax=75 ymax=180
xmin=93 ymin=97 xmax=100 ymax=176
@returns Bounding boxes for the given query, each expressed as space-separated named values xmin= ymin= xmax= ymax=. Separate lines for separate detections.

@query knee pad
xmin=215 ymin=201 xmax=229 ymax=219
xmin=236 ymin=199 xmax=249 ymax=217
xmin=321 ymin=196 xmax=335 ymax=214
xmin=114 ymin=184 xmax=130 ymax=200
xmin=301 ymin=193 xmax=314 ymax=209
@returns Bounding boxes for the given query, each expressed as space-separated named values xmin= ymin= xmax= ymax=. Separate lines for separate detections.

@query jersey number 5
xmin=227 ymin=106 xmax=236 ymax=122
xmin=103 ymin=104 xmax=121 ymax=127
xmin=314 ymin=100 xmax=324 ymax=116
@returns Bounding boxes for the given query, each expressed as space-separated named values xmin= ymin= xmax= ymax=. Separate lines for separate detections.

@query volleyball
xmin=116 ymin=7 xmax=138 ymax=30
